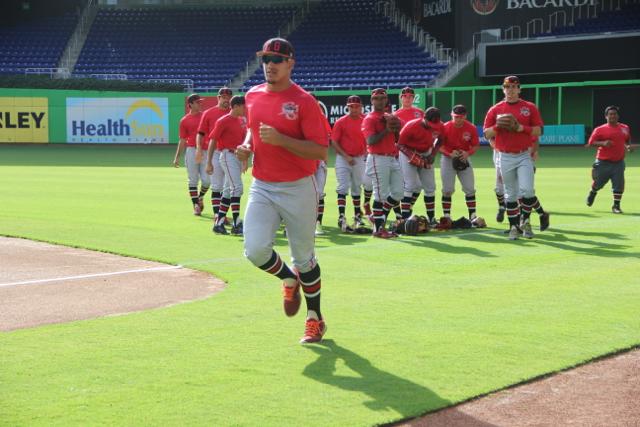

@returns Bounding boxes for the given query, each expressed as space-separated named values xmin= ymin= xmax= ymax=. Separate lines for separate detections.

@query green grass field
xmin=1 ymin=144 xmax=638 ymax=426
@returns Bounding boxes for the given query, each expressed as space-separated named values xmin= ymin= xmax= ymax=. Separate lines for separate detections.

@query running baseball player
xmin=235 ymin=38 xmax=329 ymax=344
xmin=362 ymin=88 xmax=403 ymax=238
xmin=196 ymin=87 xmax=232 ymax=219
xmin=397 ymin=107 xmax=443 ymax=224
xmin=173 ymin=93 xmax=206 ymax=215
xmin=440 ymin=105 xmax=480 ymax=220
xmin=207 ymin=95 xmax=247 ymax=235
xmin=331 ymin=95 xmax=367 ymax=231
xmin=586 ymin=105 xmax=634 ymax=214
xmin=394 ymin=86 xmax=424 ymax=127
xmin=484 ymin=75 xmax=547 ymax=240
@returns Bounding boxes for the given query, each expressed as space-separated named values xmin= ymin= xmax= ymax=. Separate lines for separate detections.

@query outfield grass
xmin=0 ymin=144 xmax=638 ymax=426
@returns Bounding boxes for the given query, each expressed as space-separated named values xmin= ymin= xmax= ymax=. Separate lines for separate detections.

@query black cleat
xmin=231 ymin=222 xmax=243 ymax=235
xmin=496 ymin=208 xmax=505 ymax=223
xmin=539 ymin=212 xmax=550 ymax=231
xmin=586 ymin=192 xmax=596 ymax=207
xmin=612 ymin=205 xmax=623 ymax=214
xmin=213 ymin=224 xmax=228 ymax=235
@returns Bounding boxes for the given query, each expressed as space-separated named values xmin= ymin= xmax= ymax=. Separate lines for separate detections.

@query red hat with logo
xmin=400 ymin=86 xmax=415 ymax=96
xmin=371 ymin=88 xmax=387 ymax=97
xmin=503 ymin=75 xmax=520 ymax=86
xmin=451 ymin=104 xmax=467 ymax=117
xmin=218 ymin=87 xmax=232 ymax=96
xmin=346 ymin=95 xmax=362 ymax=105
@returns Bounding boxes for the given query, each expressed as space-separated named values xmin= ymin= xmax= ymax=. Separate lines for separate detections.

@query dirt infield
xmin=2 ymin=236 xmax=638 ymax=426
xmin=0 ymin=236 xmax=224 ymax=331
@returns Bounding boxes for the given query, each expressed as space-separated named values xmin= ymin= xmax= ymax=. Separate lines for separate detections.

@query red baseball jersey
xmin=398 ymin=118 xmax=443 ymax=152
xmin=245 ymin=83 xmax=329 ymax=182
xmin=441 ymin=120 xmax=480 ymax=156
xmin=209 ymin=113 xmax=247 ymax=151
xmin=484 ymin=99 xmax=543 ymax=153
xmin=362 ymin=111 xmax=398 ymax=155
xmin=331 ymin=114 xmax=366 ymax=156
xmin=197 ymin=106 xmax=230 ymax=150
xmin=394 ymin=107 xmax=424 ymax=127
xmin=588 ymin=122 xmax=631 ymax=162
xmin=179 ymin=112 xmax=203 ymax=148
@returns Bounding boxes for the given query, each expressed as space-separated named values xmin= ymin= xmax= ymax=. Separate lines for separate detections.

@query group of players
xmin=173 ymin=37 xmax=633 ymax=343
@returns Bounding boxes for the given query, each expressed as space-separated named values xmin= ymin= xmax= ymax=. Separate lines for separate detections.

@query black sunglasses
xmin=261 ymin=55 xmax=288 ymax=64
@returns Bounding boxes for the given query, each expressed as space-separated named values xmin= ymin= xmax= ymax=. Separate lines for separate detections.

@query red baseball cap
xmin=346 ymin=95 xmax=362 ymax=105
xmin=451 ymin=104 xmax=467 ymax=117
xmin=218 ymin=87 xmax=232 ymax=96
xmin=256 ymin=38 xmax=295 ymax=58
xmin=186 ymin=94 xmax=202 ymax=104
xmin=371 ymin=88 xmax=387 ymax=96
xmin=503 ymin=75 xmax=520 ymax=86
xmin=400 ymin=86 xmax=415 ymax=96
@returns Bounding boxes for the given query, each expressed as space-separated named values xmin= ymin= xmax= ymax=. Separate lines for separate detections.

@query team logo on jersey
xmin=414 ymin=111 xmax=422 ymax=118
xmin=520 ymin=106 xmax=530 ymax=117
xmin=280 ymin=102 xmax=299 ymax=120
xmin=471 ymin=0 xmax=499 ymax=15
xmin=463 ymin=132 xmax=472 ymax=142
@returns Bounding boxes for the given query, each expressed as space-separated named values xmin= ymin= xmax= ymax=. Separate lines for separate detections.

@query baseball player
xmin=235 ymin=38 xmax=329 ymax=344
xmin=397 ymin=107 xmax=443 ymax=224
xmin=440 ymin=105 xmax=480 ymax=220
xmin=196 ymin=87 xmax=232 ymax=220
xmin=207 ymin=95 xmax=247 ymax=235
xmin=394 ymin=86 xmax=424 ymax=127
xmin=586 ymin=105 xmax=634 ymax=214
xmin=330 ymin=95 xmax=367 ymax=231
xmin=311 ymin=93 xmax=331 ymax=235
xmin=484 ymin=75 xmax=547 ymax=240
xmin=362 ymin=88 xmax=403 ymax=238
xmin=173 ymin=93 xmax=206 ymax=215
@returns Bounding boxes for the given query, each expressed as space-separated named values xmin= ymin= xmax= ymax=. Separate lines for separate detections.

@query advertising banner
xmin=477 ymin=124 xmax=585 ymax=145
xmin=314 ymin=93 xmax=403 ymax=125
xmin=0 ymin=97 xmax=49 ymax=143
xmin=66 ymin=97 xmax=169 ymax=143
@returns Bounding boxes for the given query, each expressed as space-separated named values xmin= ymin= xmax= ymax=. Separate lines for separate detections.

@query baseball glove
xmin=416 ymin=215 xmax=430 ymax=233
xmin=436 ymin=216 xmax=453 ymax=230
xmin=452 ymin=156 xmax=469 ymax=171
xmin=404 ymin=216 xmax=419 ymax=235
xmin=390 ymin=218 xmax=405 ymax=234
xmin=496 ymin=113 xmax=520 ymax=132
xmin=451 ymin=216 xmax=473 ymax=229
xmin=471 ymin=216 xmax=487 ymax=228
xmin=384 ymin=114 xmax=401 ymax=133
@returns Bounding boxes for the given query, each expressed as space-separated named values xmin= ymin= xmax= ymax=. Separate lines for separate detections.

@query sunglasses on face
xmin=261 ymin=55 xmax=288 ymax=64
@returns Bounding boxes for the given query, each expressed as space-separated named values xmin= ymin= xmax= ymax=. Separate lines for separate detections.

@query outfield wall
xmin=1 ymin=84 xmax=634 ymax=144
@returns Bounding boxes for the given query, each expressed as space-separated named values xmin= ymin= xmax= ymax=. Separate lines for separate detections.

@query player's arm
xmin=483 ymin=108 xmax=498 ymax=140
xmin=463 ymin=126 xmax=480 ymax=159
xmin=259 ymin=122 xmax=327 ymax=160
xmin=235 ymin=129 xmax=253 ymax=161
xmin=330 ymin=139 xmax=353 ymax=163
xmin=529 ymin=137 xmax=540 ymax=161
xmin=587 ymin=129 xmax=611 ymax=148
xmin=206 ymin=139 xmax=216 ymax=175
xmin=366 ymin=128 xmax=391 ymax=146
xmin=173 ymin=138 xmax=186 ymax=167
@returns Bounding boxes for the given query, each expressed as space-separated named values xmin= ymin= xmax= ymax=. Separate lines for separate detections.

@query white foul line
xmin=0 ymin=265 xmax=183 ymax=288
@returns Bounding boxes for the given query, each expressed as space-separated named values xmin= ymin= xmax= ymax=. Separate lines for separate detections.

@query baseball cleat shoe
xmin=213 ymin=223 xmax=228 ymax=235
xmin=612 ymin=205 xmax=623 ymax=214
xmin=353 ymin=214 xmax=365 ymax=228
xmin=508 ymin=225 xmax=520 ymax=240
xmin=372 ymin=228 xmax=397 ymax=239
xmin=300 ymin=319 xmax=327 ymax=344
xmin=230 ymin=221 xmax=243 ymax=235
xmin=315 ymin=221 xmax=325 ymax=236
xmin=586 ymin=192 xmax=596 ymax=207
xmin=193 ymin=203 xmax=202 ymax=216
xmin=522 ymin=220 xmax=534 ymax=238
xmin=282 ymin=282 xmax=301 ymax=317
xmin=197 ymin=198 xmax=204 ymax=211
xmin=496 ymin=208 xmax=505 ymax=223
xmin=428 ymin=217 xmax=438 ymax=227
xmin=539 ymin=212 xmax=550 ymax=231
xmin=338 ymin=216 xmax=353 ymax=233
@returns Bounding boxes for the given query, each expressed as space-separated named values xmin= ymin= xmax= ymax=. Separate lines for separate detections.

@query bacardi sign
xmin=507 ymin=0 xmax=597 ymax=8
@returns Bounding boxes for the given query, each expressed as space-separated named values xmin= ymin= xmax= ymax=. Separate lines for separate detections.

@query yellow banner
xmin=0 ymin=97 xmax=49 ymax=143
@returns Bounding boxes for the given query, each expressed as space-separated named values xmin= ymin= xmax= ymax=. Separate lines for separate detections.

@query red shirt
xmin=398 ymin=118 xmax=443 ymax=152
xmin=331 ymin=114 xmax=366 ymax=156
xmin=395 ymin=107 xmax=424 ymax=127
xmin=484 ymin=99 xmax=543 ymax=153
xmin=245 ymin=83 xmax=329 ymax=182
xmin=588 ymin=122 xmax=631 ymax=162
xmin=197 ymin=106 xmax=230 ymax=150
xmin=362 ymin=111 xmax=398 ymax=155
xmin=209 ymin=113 xmax=247 ymax=151
xmin=441 ymin=120 xmax=480 ymax=156
xmin=179 ymin=112 xmax=202 ymax=148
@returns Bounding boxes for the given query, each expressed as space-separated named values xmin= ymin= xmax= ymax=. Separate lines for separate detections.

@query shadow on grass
xmin=303 ymin=340 xmax=498 ymax=426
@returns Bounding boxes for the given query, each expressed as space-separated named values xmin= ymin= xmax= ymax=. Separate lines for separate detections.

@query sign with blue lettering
xmin=66 ymin=98 xmax=169 ymax=143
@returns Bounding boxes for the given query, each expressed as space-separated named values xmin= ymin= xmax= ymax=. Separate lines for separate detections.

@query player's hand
xmin=345 ymin=155 xmax=355 ymax=165
xmin=235 ymin=144 xmax=252 ymax=161
xmin=460 ymin=150 xmax=470 ymax=160
xmin=603 ymin=140 xmax=612 ymax=147
xmin=259 ymin=123 xmax=282 ymax=146
xmin=626 ymin=144 xmax=635 ymax=153
xmin=206 ymin=162 xmax=213 ymax=175
xmin=173 ymin=156 xmax=180 ymax=168
xmin=195 ymin=149 xmax=203 ymax=164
